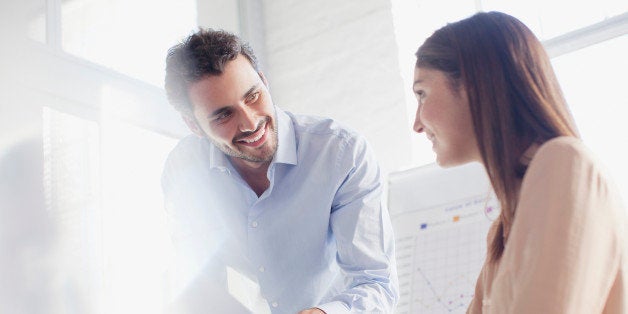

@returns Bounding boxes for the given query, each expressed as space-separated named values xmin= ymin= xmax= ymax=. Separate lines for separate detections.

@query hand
xmin=298 ymin=308 xmax=326 ymax=314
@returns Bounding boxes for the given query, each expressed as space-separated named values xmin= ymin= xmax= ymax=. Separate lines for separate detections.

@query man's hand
xmin=298 ymin=307 xmax=326 ymax=314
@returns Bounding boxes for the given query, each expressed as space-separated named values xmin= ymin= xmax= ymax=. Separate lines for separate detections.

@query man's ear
xmin=182 ymin=114 xmax=205 ymax=138
xmin=258 ymin=72 xmax=269 ymax=88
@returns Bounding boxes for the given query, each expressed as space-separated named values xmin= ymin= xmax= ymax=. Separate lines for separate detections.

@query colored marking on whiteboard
xmin=420 ymin=223 xmax=428 ymax=229
xmin=453 ymin=215 xmax=460 ymax=222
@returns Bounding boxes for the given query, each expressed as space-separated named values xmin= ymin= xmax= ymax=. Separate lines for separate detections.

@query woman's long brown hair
xmin=415 ymin=11 xmax=579 ymax=262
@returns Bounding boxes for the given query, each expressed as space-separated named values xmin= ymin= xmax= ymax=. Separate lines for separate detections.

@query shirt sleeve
xmin=160 ymin=145 xmax=232 ymax=310
xmin=316 ymin=134 xmax=399 ymax=313
xmin=491 ymin=138 xmax=624 ymax=313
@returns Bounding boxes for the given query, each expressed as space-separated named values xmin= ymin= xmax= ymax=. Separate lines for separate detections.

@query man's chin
xmin=236 ymin=137 xmax=277 ymax=162
xmin=228 ymin=146 xmax=276 ymax=163
xmin=246 ymin=148 xmax=277 ymax=163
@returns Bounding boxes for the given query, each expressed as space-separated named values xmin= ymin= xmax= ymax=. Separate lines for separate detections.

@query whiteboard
xmin=388 ymin=162 xmax=499 ymax=314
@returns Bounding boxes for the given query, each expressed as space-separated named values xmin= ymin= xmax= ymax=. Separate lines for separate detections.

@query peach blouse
xmin=467 ymin=137 xmax=627 ymax=313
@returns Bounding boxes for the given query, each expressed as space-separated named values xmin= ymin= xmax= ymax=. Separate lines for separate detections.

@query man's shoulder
xmin=163 ymin=135 xmax=211 ymax=171
xmin=168 ymin=133 xmax=207 ymax=155
xmin=287 ymin=112 xmax=359 ymax=143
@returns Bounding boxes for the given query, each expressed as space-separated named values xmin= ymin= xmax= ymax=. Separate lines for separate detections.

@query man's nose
xmin=238 ymin=105 xmax=258 ymax=132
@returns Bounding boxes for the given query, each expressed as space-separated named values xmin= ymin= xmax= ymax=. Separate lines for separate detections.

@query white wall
xmin=197 ymin=0 xmax=241 ymax=34
xmin=261 ymin=0 xmax=413 ymax=177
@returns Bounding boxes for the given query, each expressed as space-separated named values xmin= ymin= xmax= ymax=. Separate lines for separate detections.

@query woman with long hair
xmin=412 ymin=11 xmax=626 ymax=313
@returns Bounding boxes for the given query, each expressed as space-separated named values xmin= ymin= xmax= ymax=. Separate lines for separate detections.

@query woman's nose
xmin=413 ymin=109 xmax=424 ymax=133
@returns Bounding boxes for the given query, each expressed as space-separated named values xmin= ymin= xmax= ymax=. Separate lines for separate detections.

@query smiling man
xmin=161 ymin=29 xmax=398 ymax=314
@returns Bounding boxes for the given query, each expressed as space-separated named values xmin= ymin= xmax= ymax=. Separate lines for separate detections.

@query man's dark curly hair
xmin=164 ymin=28 xmax=259 ymax=116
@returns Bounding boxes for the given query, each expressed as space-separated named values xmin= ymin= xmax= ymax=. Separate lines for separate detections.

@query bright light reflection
xmin=227 ymin=266 xmax=271 ymax=314
xmin=101 ymin=86 xmax=178 ymax=314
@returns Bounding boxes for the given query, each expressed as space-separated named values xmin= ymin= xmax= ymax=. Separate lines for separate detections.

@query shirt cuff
xmin=316 ymin=301 xmax=350 ymax=314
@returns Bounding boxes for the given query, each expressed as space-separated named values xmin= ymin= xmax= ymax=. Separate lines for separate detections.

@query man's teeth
xmin=242 ymin=126 xmax=265 ymax=143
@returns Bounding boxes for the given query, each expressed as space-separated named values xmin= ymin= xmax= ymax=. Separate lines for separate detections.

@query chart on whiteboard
xmin=387 ymin=163 xmax=499 ymax=314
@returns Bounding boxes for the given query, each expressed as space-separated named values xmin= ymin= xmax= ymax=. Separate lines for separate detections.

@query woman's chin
xmin=435 ymin=156 xmax=468 ymax=168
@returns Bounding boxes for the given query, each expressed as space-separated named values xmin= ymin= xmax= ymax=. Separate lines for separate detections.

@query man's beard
xmin=214 ymin=117 xmax=278 ymax=163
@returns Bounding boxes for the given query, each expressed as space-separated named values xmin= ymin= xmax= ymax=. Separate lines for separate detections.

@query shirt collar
xmin=271 ymin=106 xmax=298 ymax=166
xmin=208 ymin=138 xmax=231 ymax=170
xmin=207 ymin=106 xmax=298 ymax=170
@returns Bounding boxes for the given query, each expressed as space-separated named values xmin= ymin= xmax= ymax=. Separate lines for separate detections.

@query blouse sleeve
xmin=492 ymin=138 xmax=624 ymax=313
xmin=467 ymin=261 xmax=486 ymax=314
xmin=467 ymin=219 xmax=501 ymax=314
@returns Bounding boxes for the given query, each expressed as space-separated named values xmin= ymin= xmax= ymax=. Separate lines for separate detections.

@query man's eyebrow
xmin=413 ymin=79 xmax=424 ymax=87
xmin=242 ymin=84 xmax=260 ymax=99
xmin=209 ymin=106 xmax=230 ymax=118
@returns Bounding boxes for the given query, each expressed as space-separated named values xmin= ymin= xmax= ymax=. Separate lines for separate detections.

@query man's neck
xmin=230 ymin=157 xmax=271 ymax=197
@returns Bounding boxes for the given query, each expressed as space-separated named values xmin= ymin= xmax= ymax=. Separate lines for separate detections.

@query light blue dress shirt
xmin=162 ymin=107 xmax=398 ymax=313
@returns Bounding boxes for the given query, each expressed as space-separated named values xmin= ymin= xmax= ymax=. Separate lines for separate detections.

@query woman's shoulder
xmin=524 ymin=136 xmax=624 ymax=213
xmin=536 ymin=136 xmax=589 ymax=157
xmin=529 ymin=136 xmax=599 ymax=173
xmin=521 ymin=136 xmax=617 ymax=206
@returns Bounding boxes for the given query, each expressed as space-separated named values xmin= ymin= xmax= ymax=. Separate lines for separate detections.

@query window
xmin=41 ymin=105 xmax=178 ymax=313
xmin=61 ymin=0 xmax=197 ymax=86
xmin=481 ymin=0 xmax=627 ymax=40
xmin=2 ymin=1 xmax=198 ymax=313
xmin=551 ymin=35 xmax=628 ymax=198
xmin=1 ymin=0 xmax=47 ymax=44
xmin=391 ymin=5 xmax=627 ymax=314
xmin=394 ymin=1 xmax=628 ymax=201
xmin=43 ymin=107 xmax=101 ymax=313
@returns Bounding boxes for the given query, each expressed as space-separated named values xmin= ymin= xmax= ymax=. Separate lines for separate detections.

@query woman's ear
xmin=182 ymin=114 xmax=205 ymax=138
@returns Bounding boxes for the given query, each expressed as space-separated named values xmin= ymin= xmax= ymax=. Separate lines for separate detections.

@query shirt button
xmin=251 ymin=221 xmax=258 ymax=228
xmin=258 ymin=266 xmax=265 ymax=272
xmin=271 ymin=301 xmax=278 ymax=308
